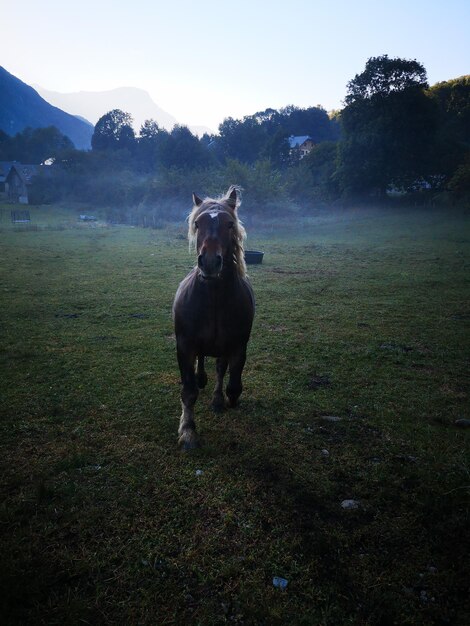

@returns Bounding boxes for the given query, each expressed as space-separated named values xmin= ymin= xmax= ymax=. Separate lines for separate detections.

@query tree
xmin=303 ymin=141 xmax=339 ymax=198
xmin=279 ymin=105 xmax=336 ymax=142
xmin=91 ymin=109 xmax=136 ymax=152
xmin=337 ymin=56 xmax=438 ymax=196
xmin=218 ymin=116 xmax=268 ymax=163
xmin=0 ymin=126 xmax=74 ymax=163
xmin=216 ymin=105 xmax=339 ymax=165
xmin=160 ymin=125 xmax=211 ymax=169
xmin=427 ymin=76 xmax=470 ymax=182
xmin=345 ymin=55 xmax=428 ymax=105
xmin=138 ymin=119 xmax=164 ymax=171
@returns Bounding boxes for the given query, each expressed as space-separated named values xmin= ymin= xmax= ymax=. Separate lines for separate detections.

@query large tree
xmin=337 ymin=55 xmax=438 ymax=196
xmin=427 ymin=76 xmax=470 ymax=182
xmin=344 ymin=55 xmax=428 ymax=104
xmin=427 ymin=75 xmax=470 ymax=145
xmin=91 ymin=109 xmax=136 ymax=152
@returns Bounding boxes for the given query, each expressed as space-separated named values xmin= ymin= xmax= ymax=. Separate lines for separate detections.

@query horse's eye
xmin=194 ymin=221 xmax=199 ymax=229
xmin=228 ymin=221 xmax=234 ymax=229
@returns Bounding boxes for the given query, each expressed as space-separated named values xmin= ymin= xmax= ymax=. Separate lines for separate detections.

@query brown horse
xmin=173 ymin=186 xmax=255 ymax=449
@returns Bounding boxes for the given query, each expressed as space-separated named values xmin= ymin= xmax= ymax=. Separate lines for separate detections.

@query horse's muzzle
xmin=198 ymin=252 xmax=223 ymax=278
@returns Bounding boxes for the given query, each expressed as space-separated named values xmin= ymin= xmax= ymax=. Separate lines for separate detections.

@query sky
xmin=2 ymin=0 xmax=469 ymax=131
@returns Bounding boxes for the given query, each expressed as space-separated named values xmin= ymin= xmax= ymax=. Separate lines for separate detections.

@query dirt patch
xmin=308 ymin=374 xmax=331 ymax=390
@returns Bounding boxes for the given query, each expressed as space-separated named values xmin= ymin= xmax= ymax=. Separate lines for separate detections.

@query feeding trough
xmin=244 ymin=250 xmax=264 ymax=265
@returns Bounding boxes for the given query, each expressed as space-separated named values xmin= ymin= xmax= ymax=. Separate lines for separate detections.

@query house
xmin=5 ymin=163 xmax=40 ymax=204
xmin=288 ymin=135 xmax=315 ymax=159
xmin=0 ymin=161 xmax=15 ymax=198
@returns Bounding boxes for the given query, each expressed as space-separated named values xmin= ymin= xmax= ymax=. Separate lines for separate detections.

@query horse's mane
xmin=187 ymin=185 xmax=247 ymax=278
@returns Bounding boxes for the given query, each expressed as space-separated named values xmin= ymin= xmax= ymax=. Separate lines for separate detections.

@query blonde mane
xmin=187 ymin=185 xmax=247 ymax=277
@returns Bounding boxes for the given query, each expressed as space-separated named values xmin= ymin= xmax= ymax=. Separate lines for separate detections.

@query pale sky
xmin=2 ymin=0 xmax=469 ymax=131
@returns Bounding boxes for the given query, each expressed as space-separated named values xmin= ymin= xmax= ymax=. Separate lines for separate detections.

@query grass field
xmin=1 ymin=203 xmax=469 ymax=625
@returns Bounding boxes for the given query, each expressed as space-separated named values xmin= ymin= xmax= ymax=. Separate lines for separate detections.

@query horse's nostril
xmin=198 ymin=254 xmax=203 ymax=268
xmin=216 ymin=254 xmax=223 ymax=268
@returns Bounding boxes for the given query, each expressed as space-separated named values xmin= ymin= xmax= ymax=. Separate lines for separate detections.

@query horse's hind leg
xmin=211 ymin=357 xmax=228 ymax=412
xmin=226 ymin=347 xmax=247 ymax=408
xmin=196 ymin=355 xmax=208 ymax=389
xmin=177 ymin=347 xmax=200 ymax=450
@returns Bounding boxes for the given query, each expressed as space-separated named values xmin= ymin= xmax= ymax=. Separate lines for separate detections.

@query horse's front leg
xmin=177 ymin=346 xmax=200 ymax=450
xmin=196 ymin=355 xmax=208 ymax=389
xmin=226 ymin=347 xmax=247 ymax=408
xmin=211 ymin=357 xmax=228 ymax=412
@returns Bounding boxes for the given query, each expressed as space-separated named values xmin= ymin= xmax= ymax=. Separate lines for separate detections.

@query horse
xmin=172 ymin=186 xmax=255 ymax=450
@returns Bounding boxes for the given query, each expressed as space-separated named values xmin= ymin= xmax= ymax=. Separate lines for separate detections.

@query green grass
xmin=1 ymin=203 xmax=469 ymax=625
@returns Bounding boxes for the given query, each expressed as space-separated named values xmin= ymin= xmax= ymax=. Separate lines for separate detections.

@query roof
xmin=0 ymin=161 xmax=16 ymax=182
xmin=7 ymin=164 xmax=40 ymax=185
xmin=288 ymin=135 xmax=313 ymax=149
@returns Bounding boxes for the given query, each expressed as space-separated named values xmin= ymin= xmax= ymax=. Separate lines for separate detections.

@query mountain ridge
xmin=35 ymin=85 xmax=213 ymax=136
xmin=0 ymin=66 xmax=94 ymax=150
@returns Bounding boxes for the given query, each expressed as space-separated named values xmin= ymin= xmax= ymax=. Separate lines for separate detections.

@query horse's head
xmin=188 ymin=187 xmax=247 ymax=279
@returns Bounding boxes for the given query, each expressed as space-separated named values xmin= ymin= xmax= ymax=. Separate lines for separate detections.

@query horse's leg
xmin=226 ymin=346 xmax=247 ymax=408
xmin=177 ymin=346 xmax=200 ymax=450
xmin=211 ymin=357 xmax=228 ymax=412
xmin=196 ymin=355 xmax=208 ymax=389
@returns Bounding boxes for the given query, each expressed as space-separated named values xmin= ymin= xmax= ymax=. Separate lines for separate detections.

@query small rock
xmin=195 ymin=469 xmax=204 ymax=476
xmin=321 ymin=449 xmax=330 ymax=457
xmin=272 ymin=576 xmax=288 ymax=589
xmin=341 ymin=499 xmax=360 ymax=510
xmin=322 ymin=415 xmax=342 ymax=423
xmin=454 ymin=418 xmax=470 ymax=428
xmin=428 ymin=566 xmax=438 ymax=574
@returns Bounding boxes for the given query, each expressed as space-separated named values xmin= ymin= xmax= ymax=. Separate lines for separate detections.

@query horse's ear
xmin=227 ymin=187 xmax=238 ymax=211
xmin=192 ymin=193 xmax=203 ymax=207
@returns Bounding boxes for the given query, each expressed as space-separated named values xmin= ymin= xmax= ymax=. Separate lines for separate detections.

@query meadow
xmin=0 ymin=203 xmax=469 ymax=625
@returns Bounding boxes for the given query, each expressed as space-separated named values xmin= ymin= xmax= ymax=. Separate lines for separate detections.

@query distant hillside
xmin=35 ymin=85 xmax=178 ymax=132
xmin=35 ymin=85 xmax=213 ymax=136
xmin=0 ymin=67 xmax=93 ymax=150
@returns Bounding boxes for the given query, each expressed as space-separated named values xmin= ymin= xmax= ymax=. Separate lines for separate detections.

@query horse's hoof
xmin=211 ymin=394 xmax=226 ymax=413
xmin=178 ymin=430 xmax=200 ymax=451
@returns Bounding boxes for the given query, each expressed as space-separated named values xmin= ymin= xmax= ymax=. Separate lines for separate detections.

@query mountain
xmin=35 ymin=85 xmax=214 ymax=137
xmin=35 ymin=85 xmax=178 ymax=132
xmin=0 ymin=66 xmax=93 ymax=150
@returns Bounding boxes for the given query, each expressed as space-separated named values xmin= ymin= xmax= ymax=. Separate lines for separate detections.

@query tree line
xmin=2 ymin=56 xmax=469 ymax=215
